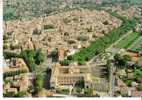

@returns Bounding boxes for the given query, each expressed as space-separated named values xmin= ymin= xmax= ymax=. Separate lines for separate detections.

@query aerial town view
xmin=3 ymin=0 xmax=142 ymax=97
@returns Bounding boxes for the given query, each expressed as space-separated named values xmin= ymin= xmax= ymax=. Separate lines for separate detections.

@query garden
xmin=115 ymin=32 xmax=140 ymax=49
xmin=128 ymin=36 xmax=142 ymax=52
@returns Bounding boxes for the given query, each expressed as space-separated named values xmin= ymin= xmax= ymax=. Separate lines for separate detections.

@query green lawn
xmin=115 ymin=32 xmax=139 ymax=49
xmin=128 ymin=37 xmax=142 ymax=52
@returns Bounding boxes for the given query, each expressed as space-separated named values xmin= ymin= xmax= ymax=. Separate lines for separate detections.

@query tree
xmin=114 ymin=53 xmax=128 ymax=68
xmin=137 ymin=83 xmax=142 ymax=91
xmin=75 ymin=80 xmax=85 ymax=88
xmin=67 ymin=55 xmax=73 ymax=60
xmin=4 ymin=51 xmax=21 ymax=59
xmin=84 ymin=88 xmax=93 ymax=96
xmin=4 ymin=69 xmax=28 ymax=78
xmin=34 ymin=49 xmax=44 ymax=65
xmin=34 ymin=73 xmax=44 ymax=94
xmin=60 ymin=59 xmax=70 ymax=66
xmin=3 ymin=92 xmax=15 ymax=97
xmin=123 ymin=55 xmax=131 ymax=61
xmin=78 ymin=59 xmax=85 ymax=65
xmin=3 ymin=34 xmax=9 ymax=40
xmin=20 ymin=49 xmax=36 ymax=72
xmin=114 ymin=54 xmax=121 ymax=61
xmin=14 ymin=91 xmax=26 ymax=97
xmin=134 ymin=69 xmax=142 ymax=79
xmin=76 ymin=88 xmax=82 ymax=93
xmin=124 ymin=80 xmax=132 ymax=87
xmin=56 ymin=88 xmax=70 ymax=95
xmin=51 ymin=50 xmax=57 ymax=58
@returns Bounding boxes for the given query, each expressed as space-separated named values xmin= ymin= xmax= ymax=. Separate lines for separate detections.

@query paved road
xmin=36 ymin=54 xmax=53 ymax=89
xmin=43 ymin=70 xmax=51 ymax=89
xmin=53 ymin=94 xmax=76 ymax=97
xmin=106 ymin=31 xmax=133 ymax=96
xmin=109 ymin=62 xmax=116 ymax=96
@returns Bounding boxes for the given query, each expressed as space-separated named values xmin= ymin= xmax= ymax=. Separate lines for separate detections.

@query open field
xmin=115 ymin=32 xmax=139 ymax=49
xmin=128 ymin=36 xmax=142 ymax=52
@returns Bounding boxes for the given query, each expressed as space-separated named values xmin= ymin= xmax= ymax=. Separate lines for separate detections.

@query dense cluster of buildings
xmin=115 ymin=49 xmax=142 ymax=97
xmin=4 ymin=9 xmax=122 ymax=52
xmin=3 ymin=58 xmax=30 ymax=96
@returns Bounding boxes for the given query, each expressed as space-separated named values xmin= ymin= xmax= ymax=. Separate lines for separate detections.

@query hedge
xmin=3 ymin=69 xmax=28 ymax=78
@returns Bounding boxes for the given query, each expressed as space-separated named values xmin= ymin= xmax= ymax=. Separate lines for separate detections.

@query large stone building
xmin=50 ymin=63 xmax=92 ymax=88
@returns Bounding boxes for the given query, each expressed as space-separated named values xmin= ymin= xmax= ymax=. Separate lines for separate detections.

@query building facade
xmin=50 ymin=63 xmax=92 ymax=88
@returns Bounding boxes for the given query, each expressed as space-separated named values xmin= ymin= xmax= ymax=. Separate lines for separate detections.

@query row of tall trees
xmin=4 ymin=69 xmax=28 ymax=78
xmin=34 ymin=73 xmax=44 ymax=94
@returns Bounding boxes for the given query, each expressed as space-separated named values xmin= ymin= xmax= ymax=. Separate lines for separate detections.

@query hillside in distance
xmin=3 ymin=0 xmax=142 ymax=21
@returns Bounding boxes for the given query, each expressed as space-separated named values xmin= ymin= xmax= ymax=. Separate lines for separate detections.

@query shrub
xmin=84 ymin=88 xmax=93 ymax=96
xmin=67 ymin=55 xmax=73 ymax=60
xmin=34 ymin=49 xmax=44 ymax=65
xmin=14 ymin=91 xmax=26 ymax=97
xmin=76 ymin=88 xmax=82 ymax=93
xmin=77 ymin=35 xmax=89 ymax=41
xmin=44 ymin=24 xmax=54 ymax=30
xmin=78 ymin=60 xmax=85 ymax=65
xmin=33 ymin=28 xmax=41 ymax=35
xmin=3 ymin=34 xmax=9 ymax=40
xmin=4 ymin=69 xmax=28 ymax=78
xmin=56 ymin=88 xmax=69 ymax=95
xmin=75 ymin=80 xmax=85 ymax=88
xmin=3 ymin=44 xmax=9 ymax=49
xmin=50 ymin=50 xmax=57 ymax=57
xmin=137 ymin=83 xmax=142 ymax=91
xmin=4 ymin=51 xmax=21 ymax=59
xmin=123 ymin=55 xmax=131 ymax=61
xmin=34 ymin=73 xmax=44 ymax=94
xmin=124 ymin=80 xmax=132 ymax=87
xmin=60 ymin=59 xmax=70 ymax=66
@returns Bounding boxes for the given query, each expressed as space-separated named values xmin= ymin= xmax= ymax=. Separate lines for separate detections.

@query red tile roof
xmin=126 ymin=51 xmax=139 ymax=57
xmin=131 ymin=91 xmax=142 ymax=97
